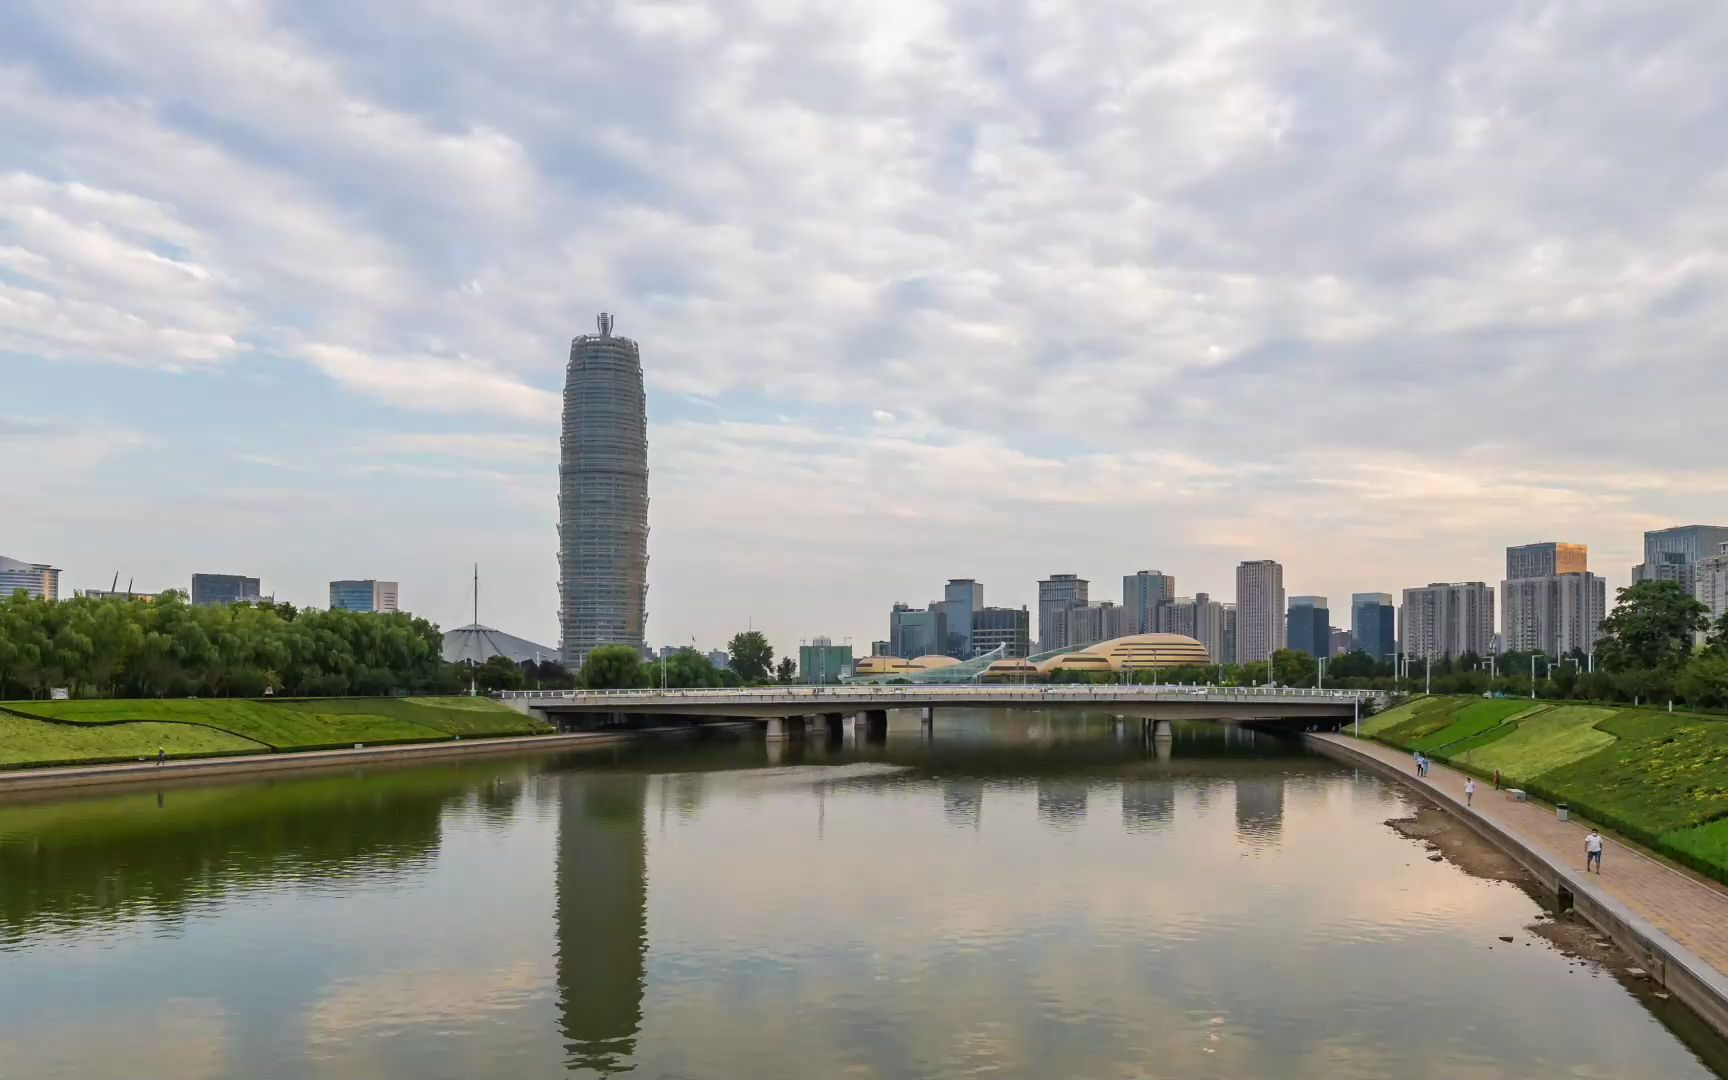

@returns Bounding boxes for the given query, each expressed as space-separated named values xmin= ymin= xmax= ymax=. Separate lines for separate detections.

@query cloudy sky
xmin=5 ymin=0 xmax=1725 ymax=655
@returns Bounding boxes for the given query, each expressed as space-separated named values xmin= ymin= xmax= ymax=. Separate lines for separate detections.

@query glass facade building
xmin=329 ymin=579 xmax=400 ymax=614
xmin=560 ymin=313 xmax=650 ymax=668
xmin=0 ymin=557 xmax=60 ymax=602
xmin=190 ymin=573 xmax=261 ymax=607
xmin=1351 ymin=593 xmax=1396 ymax=663
xmin=1285 ymin=596 xmax=1329 ymax=658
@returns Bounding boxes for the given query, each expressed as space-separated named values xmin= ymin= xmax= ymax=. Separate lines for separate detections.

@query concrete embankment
xmin=0 ymin=724 xmax=751 ymax=797
xmin=1307 ymin=732 xmax=1728 ymax=1039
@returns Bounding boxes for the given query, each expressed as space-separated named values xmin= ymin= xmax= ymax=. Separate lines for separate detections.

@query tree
xmin=1596 ymin=581 xmax=1709 ymax=672
xmin=1706 ymin=610 xmax=1728 ymax=655
xmin=1270 ymin=649 xmax=1317 ymax=688
xmin=775 ymin=656 xmax=797 ymax=684
xmin=579 ymin=645 xmax=647 ymax=690
xmin=727 ymin=631 xmax=774 ymax=683
xmin=1677 ymin=655 xmax=1728 ymax=710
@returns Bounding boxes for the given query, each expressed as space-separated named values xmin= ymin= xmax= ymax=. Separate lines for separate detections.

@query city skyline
xmin=7 ymin=4 xmax=1727 ymax=654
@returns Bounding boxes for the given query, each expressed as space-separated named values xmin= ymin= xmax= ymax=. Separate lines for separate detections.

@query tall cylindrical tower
xmin=559 ymin=312 xmax=649 ymax=668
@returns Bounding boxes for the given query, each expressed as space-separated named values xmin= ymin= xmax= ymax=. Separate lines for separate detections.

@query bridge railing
xmin=500 ymin=685 xmax=1378 ymax=705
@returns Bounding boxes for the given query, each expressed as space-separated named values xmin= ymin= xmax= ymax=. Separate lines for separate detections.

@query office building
xmin=1285 ymin=595 xmax=1329 ymax=658
xmin=1163 ymin=597 xmax=1197 ymax=638
xmin=190 ymin=573 xmax=262 ymax=607
xmin=1633 ymin=525 xmax=1728 ymax=596
xmin=328 ymin=579 xmax=400 ymax=614
xmin=1038 ymin=574 xmax=1089 ymax=652
xmin=1507 ymin=542 xmax=1587 ymax=581
xmin=1400 ymin=582 xmax=1495 ymax=660
xmin=890 ymin=602 xmax=946 ymax=659
xmin=1697 ymin=542 xmax=1728 ymax=645
xmin=559 ymin=312 xmax=650 ymax=668
xmin=1329 ymin=627 xmax=1354 ymax=656
xmin=1234 ymin=560 xmax=1285 ymax=665
xmin=799 ymin=637 xmax=854 ymax=684
xmin=1219 ymin=603 xmax=1238 ymax=665
xmin=0 ymin=557 xmax=60 ymax=602
xmin=705 ymin=649 xmax=730 ymax=669
xmin=869 ymin=640 xmax=892 ymax=657
xmin=939 ymin=578 xmax=984 ymax=658
xmin=1193 ymin=593 xmax=1229 ymax=665
xmin=970 ymin=606 xmax=1031 ymax=658
xmin=1501 ymin=572 xmax=1606 ymax=657
xmin=1351 ymin=593 xmax=1396 ymax=664
xmin=1123 ymin=571 xmax=1176 ymax=634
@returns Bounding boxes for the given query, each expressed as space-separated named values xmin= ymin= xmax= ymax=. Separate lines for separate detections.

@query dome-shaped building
xmin=1082 ymin=633 xmax=1211 ymax=670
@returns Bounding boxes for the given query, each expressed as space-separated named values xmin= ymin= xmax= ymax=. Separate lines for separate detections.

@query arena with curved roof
xmin=848 ymin=633 xmax=1212 ymax=684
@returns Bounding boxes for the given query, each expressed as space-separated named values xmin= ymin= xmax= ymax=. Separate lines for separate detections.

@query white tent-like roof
xmin=441 ymin=623 xmax=558 ymax=667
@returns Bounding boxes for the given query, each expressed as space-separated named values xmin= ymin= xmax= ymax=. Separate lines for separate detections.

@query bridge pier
xmin=864 ymin=709 xmax=888 ymax=745
xmin=920 ymin=706 xmax=934 ymax=738
xmin=823 ymin=712 xmax=846 ymax=745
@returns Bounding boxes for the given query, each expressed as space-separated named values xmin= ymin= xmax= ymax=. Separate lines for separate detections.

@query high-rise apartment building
xmin=1633 ymin=525 xmax=1728 ymax=596
xmin=190 ymin=573 xmax=262 ymax=607
xmin=1061 ymin=602 xmax=1131 ymax=647
xmin=1219 ymin=604 xmax=1238 ymax=665
xmin=1400 ymin=582 xmax=1495 ymax=660
xmin=1351 ymin=593 xmax=1396 ymax=664
xmin=0 ymin=556 xmax=60 ymax=601
xmin=1163 ymin=597 xmax=1197 ymax=637
xmin=1506 ymin=542 xmax=1588 ymax=581
xmin=559 ymin=312 xmax=650 ymax=668
xmin=1234 ymin=560 xmax=1286 ymax=665
xmin=1697 ymin=542 xmax=1728 ymax=645
xmin=1122 ymin=571 xmax=1176 ymax=634
xmin=939 ymin=578 xmax=984 ymax=658
xmin=1501 ymin=574 xmax=1606 ymax=657
xmin=1037 ymin=574 xmax=1089 ymax=652
xmin=970 ymin=606 xmax=1031 ymax=658
xmin=329 ymin=579 xmax=400 ymax=614
xmin=1285 ymin=595 xmax=1329 ymax=658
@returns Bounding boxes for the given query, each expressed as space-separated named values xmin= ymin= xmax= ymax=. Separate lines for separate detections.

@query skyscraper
xmin=1351 ymin=592 xmax=1396 ymax=663
xmin=940 ymin=578 xmax=984 ymax=657
xmin=1697 ymin=542 xmax=1728 ymax=645
xmin=1501 ymin=541 xmax=1605 ymax=657
xmin=1123 ymin=570 xmax=1176 ymax=634
xmin=1234 ymin=560 xmax=1285 ymax=665
xmin=1506 ymin=542 xmax=1587 ymax=580
xmin=1285 ymin=595 xmax=1329 ymax=658
xmin=1632 ymin=525 xmax=1728 ymax=596
xmin=560 ymin=313 xmax=650 ymax=669
xmin=1037 ymin=574 xmax=1089 ymax=652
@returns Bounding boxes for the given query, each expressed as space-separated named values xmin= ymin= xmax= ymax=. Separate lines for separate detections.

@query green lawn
xmin=4 ymin=699 xmax=451 ymax=751
xmin=1408 ymin=700 xmax=1541 ymax=752
xmin=1447 ymin=705 xmax=1617 ymax=782
xmin=0 ymin=712 xmax=266 ymax=768
xmin=1534 ymin=710 xmax=1728 ymax=835
xmin=1361 ymin=696 xmax=1448 ymax=737
xmin=276 ymin=697 xmax=549 ymax=737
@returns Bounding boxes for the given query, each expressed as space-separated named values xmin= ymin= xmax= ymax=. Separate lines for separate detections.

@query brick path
xmin=1318 ymin=733 xmax=1728 ymax=975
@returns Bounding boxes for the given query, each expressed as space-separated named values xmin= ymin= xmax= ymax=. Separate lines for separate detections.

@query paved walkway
xmin=1317 ymin=733 xmax=1728 ymax=975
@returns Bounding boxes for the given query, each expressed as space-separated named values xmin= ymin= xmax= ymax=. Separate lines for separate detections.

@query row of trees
xmin=0 ymin=590 xmax=458 ymax=699
xmin=0 ymin=591 xmax=818 ymax=699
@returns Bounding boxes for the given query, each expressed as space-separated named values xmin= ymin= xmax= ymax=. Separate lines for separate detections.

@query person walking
xmin=1493 ymin=768 xmax=1502 ymax=791
xmin=1585 ymin=831 xmax=1604 ymax=873
xmin=156 ymin=745 xmax=166 ymax=766
xmin=1464 ymin=778 xmax=1476 ymax=807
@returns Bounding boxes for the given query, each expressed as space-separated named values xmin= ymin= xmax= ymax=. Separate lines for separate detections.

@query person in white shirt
xmin=1464 ymin=778 xmax=1476 ymax=807
xmin=1585 ymin=831 xmax=1604 ymax=873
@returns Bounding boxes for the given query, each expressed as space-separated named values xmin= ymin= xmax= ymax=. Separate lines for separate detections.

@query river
xmin=1 ymin=711 xmax=1723 ymax=1079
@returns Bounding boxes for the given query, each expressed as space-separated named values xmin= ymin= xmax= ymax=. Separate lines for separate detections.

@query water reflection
xmin=1121 ymin=780 xmax=1175 ymax=833
xmin=1233 ymin=776 xmax=1286 ymax=849
xmin=941 ymin=780 xmax=984 ymax=829
xmin=1035 ymin=779 xmax=1089 ymax=829
xmin=554 ymin=773 xmax=648 ymax=1075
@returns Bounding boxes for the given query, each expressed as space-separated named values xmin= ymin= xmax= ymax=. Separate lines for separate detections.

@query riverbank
xmin=1360 ymin=695 xmax=1728 ymax=883
xmin=0 ymin=722 xmax=750 ymax=797
xmin=0 ymin=695 xmax=549 ymax=769
xmin=1308 ymin=731 xmax=1728 ymax=1039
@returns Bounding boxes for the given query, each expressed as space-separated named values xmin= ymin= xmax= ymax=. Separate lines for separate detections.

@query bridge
xmin=501 ymin=685 xmax=1380 ymax=739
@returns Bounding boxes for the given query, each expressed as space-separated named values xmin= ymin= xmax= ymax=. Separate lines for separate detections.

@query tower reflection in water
xmin=554 ymin=772 xmax=648 ymax=1075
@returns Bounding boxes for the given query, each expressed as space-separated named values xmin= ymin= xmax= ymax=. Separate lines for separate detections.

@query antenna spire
xmin=473 ymin=563 xmax=479 ymax=627
xmin=597 ymin=312 xmax=613 ymax=336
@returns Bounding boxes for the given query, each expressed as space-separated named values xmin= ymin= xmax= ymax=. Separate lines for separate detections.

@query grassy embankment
xmin=0 ymin=697 xmax=550 ymax=769
xmin=1361 ymin=695 xmax=1728 ymax=883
